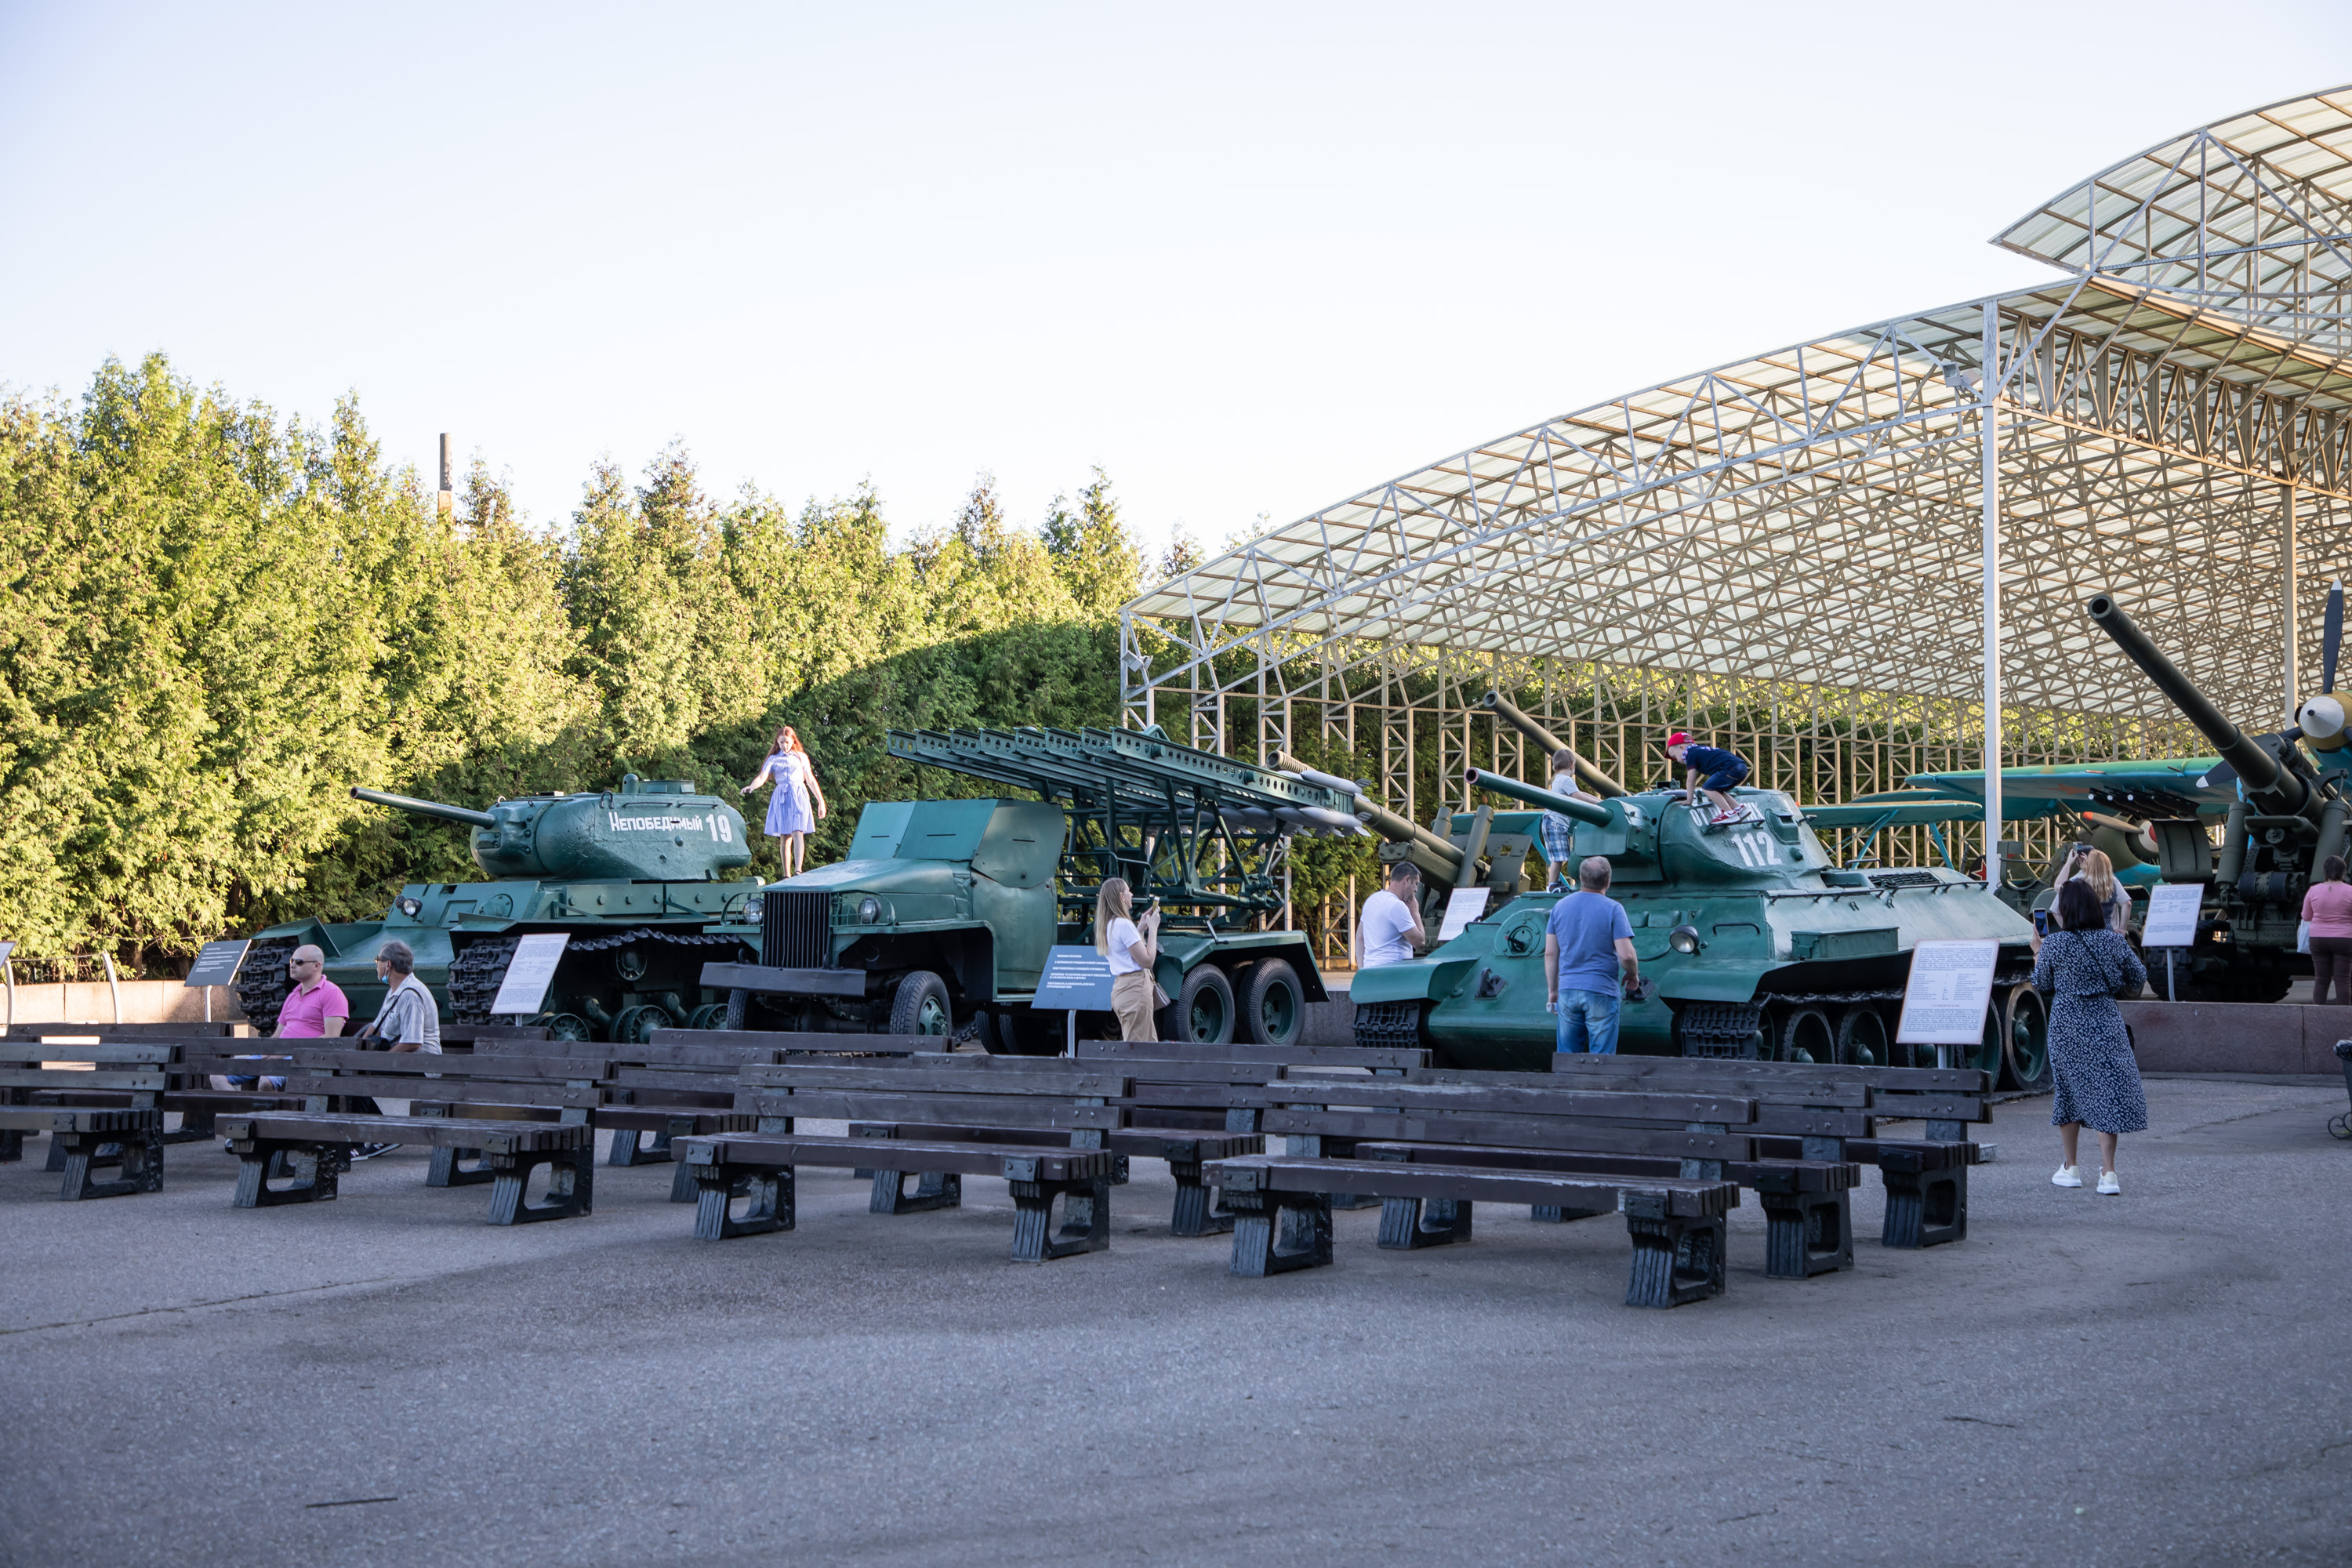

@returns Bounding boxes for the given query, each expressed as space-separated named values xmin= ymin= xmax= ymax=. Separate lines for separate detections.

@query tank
xmin=2085 ymin=590 xmax=2352 ymax=1000
xmin=234 ymin=775 xmax=762 ymax=1040
xmin=1349 ymin=768 xmax=2044 ymax=1086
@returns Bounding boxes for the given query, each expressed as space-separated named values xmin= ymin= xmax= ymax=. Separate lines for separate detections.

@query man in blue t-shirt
xmin=1664 ymin=731 xmax=1756 ymax=827
xmin=1544 ymin=856 xmax=1639 ymax=1054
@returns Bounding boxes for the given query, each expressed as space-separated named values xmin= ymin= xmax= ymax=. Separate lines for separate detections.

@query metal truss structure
xmin=1120 ymin=85 xmax=2352 ymax=924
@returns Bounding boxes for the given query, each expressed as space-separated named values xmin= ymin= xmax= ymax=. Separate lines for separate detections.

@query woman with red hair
xmin=742 ymin=725 xmax=828 ymax=877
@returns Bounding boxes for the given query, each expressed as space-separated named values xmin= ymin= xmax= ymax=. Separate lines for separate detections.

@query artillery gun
xmin=233 ymin=776 xmax=760 ymax=1039
xmin=2085 ymin=590 xmax=2352 ymax=1001
xmin=710 ymin=726 xmax=1350 ymax=1049
xmin=1348 ymin=767 xmax=2044 ymax=1086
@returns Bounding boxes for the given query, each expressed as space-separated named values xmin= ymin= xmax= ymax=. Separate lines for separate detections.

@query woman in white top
xmin=1095 ymin=876 xmax=1161 ymax=1040
xmin=2049 ymin=845 xmax=2132 ymax=936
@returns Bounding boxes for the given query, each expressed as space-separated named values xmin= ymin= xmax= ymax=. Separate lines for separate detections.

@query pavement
xmin=4 ymin=1076 xmax=2349 ymax=1566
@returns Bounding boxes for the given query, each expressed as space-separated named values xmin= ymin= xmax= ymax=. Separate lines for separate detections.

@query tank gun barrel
xmin=350 ymin=786 xmax=498 ymax=830
xmin=1479 ymin=690 xmax=1627 ymax=797
xmin=2085 ymin=593 xmax=2312 ymax=818
xmin=1465 ymin=768 xmax=1613 ymax=826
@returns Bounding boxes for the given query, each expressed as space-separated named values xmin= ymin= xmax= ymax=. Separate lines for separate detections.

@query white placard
xmin=488 ymin=933 xmax=571 ymax=1018
xmin=1437 ymin=887 xmax=1491 ymax=942
xmin=1896 ymin=939 xmax=2002 ymax=1045
xmin=2140 ymin=883 xmax=2204 ymax=949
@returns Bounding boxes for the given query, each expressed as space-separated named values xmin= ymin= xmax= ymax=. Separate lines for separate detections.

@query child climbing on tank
xmin=1664 ymin=731 xmax=1758 ymax=829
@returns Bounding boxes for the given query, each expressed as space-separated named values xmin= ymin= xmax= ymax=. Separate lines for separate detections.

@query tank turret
xmin=350 ymin=774 xmax=751 ymax=881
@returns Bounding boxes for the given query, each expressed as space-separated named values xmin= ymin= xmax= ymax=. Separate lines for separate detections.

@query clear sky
xmin=4 ymin=3 xmax=2347 ymax=562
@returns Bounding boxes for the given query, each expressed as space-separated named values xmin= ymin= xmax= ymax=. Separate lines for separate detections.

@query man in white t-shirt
xmin=1359 ymin=861 xmax=1427 ymax=967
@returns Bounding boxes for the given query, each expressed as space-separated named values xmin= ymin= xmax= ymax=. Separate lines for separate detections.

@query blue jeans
xmin=1554 ymin=988 xmax=1621 ymax=1054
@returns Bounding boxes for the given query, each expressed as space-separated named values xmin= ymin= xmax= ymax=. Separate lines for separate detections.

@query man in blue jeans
xmin=1544 ymin=855 xmax=1639 ymax=1054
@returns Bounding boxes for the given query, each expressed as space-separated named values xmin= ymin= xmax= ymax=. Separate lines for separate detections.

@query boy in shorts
xmin=1664 ymin=732 xmax=1757 ymax=828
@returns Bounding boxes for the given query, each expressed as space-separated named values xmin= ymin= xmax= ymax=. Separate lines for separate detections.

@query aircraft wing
xmin=1894 ymin=758 xmax=2235 ymax=819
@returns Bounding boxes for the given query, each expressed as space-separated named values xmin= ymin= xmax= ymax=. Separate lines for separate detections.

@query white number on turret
xmin=717 ymin=816 xmax=732 ymax=843
xmin=1730 ymin=829 xmax=1773 ymax=868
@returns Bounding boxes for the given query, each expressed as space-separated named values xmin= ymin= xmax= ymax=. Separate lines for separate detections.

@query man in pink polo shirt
xmin=213 ymin=943 xmax=347 ymax=1092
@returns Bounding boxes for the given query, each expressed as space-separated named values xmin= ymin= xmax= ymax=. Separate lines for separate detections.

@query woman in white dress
xmin=1095 ymin=877 xmax=1161 ymax=1041
xmin=742 ymin=725 xmax=828 ymax=878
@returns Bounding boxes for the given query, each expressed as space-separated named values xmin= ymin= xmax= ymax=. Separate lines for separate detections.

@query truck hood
xmin=769 ymin=858 xmax=970 ymax=898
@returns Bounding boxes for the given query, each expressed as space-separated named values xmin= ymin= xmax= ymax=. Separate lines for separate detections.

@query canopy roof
xmin=1127 ymin=85 xmax=2352 ymax=731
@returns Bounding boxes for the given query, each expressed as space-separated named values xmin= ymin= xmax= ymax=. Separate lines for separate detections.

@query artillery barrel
xmin=2085 ymin=593 xmax=2310 ymax=818
xmin=1346 ymin=795 xmax=1467 ymax=873
xmin=350 ymin=786 xmax=498 ymax=830
xmin=1479 ymin=690 xmax=1627 ymax=798
xmin=1465 ymin=768 xmax=1613 ymax=826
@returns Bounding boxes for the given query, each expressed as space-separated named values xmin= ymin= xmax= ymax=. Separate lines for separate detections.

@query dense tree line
xmin=0 ymin=354 xmax=1192 ymax=973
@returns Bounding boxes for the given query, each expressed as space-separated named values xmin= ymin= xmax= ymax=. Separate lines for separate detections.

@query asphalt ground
xmin=3 ymin=1075 xmax=2348 ymax=1567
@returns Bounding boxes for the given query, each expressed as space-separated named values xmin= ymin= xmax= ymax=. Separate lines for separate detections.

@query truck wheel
xmin=887 ymin=971 xmax=953 ymax=1037
xmin=1158 ymin=965 xmax=1236 ymax=1045
xmin=1240 ymin=958 xmax=1305 ymax=1047
xmin=2001 ymin=983 xmax=2051 ymax=1091
xmin=990 ymin=1008 xmax=1062 ymax=1056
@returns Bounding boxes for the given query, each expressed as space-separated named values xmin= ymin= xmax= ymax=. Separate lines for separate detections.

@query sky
xmin=3 ymin=2 xmax=2348 ymax=564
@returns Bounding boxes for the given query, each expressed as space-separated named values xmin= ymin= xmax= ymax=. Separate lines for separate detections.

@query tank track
xmin=1352 ymin=1000 xmax=1425 ymax=1051
xmin=449 ymin=927 xmax=753 ymax=1025
xmin=234 ymin=936 xmax=299 ymax=1032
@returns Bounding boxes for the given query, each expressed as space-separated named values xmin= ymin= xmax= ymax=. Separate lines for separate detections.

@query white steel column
xmin=1980 ymin=302 xmax=2004 ymax=887
xmin=2284 ymin=481 xmax=2300 ymax=724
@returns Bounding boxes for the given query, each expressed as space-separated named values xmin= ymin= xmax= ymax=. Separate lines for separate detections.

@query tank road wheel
xmin=2001 ymin=983 xmax=2051 ymax=1093
xmin=612 ymin=1003 xmax=676 ymax=1045
xmin=1778 ymin=1006 xmax=1834 ymax=1065
xmin=1240 ymin=958 xmax=1305 ymax=1047
xmin=234 ymin=937 xmax=299 ymax=1033
xmin=1160 ymin=964 xmax=1236 ymax=1046
xmin=887 ymin=971 xmax=953 ymax=1037
xmin=531 ymin=1012 xmax=594 ymax=1042
xmin=1834 ymin=1005 xmax=1890 ymax=1069
xmin=684 ymin=1003 xmax=728 ymax=1032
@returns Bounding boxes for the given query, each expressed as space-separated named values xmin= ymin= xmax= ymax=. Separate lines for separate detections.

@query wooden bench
xmin=1534 ymin=1054 xmax=1993 ymax=1250
xmin=215 ymin=1050 xmax=608 ymax=1223
xmin=681 ymin=1059 xmax=1131 ymax=1262
xmin=1203 ymin=1079 xmax=1754 ymax=1305
xmin=0 ymin=1037 xmax=176 ymax=1199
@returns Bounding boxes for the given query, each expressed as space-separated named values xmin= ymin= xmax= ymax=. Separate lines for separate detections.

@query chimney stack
xmin=437 ymin=433 xmax=454 ymax=515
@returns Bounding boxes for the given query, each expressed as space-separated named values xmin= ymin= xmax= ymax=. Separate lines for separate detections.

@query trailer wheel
xmin=2001 ymin=983 xmax=2050 ymax=1091
xmin=887 ymin=971 xmax=953 ymax=1037
xmin=1159 ymin=964 xmax=1236 ymax=1045
xmin=1240 ymin=958 xmax=1304 ymax=1047
xmin=1778 ymin=1006 xmax=1834 ymax=1064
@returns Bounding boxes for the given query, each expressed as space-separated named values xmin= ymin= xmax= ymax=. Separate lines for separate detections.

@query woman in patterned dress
xmin=1539 ymin=747 xmax=1601 ymax=891
xmin=742 ymin=725 xmax=828 ymax=878
xmin=2031 ymin=878 xmax=2148 ymax=1196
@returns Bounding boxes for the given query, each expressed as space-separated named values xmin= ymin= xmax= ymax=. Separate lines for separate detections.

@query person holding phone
xmin=2034 ymin=877 xmax=2148 ymax=1195
xmin=1095 ymin=877 xmax=1161 ymax=1040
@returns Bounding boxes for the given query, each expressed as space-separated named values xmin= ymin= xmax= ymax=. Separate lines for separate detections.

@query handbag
xmin=2298 ymin=920 xmax=2314 ymax=954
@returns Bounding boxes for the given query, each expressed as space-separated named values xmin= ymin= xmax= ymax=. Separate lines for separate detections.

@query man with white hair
xmin=214 ymin=942 xmax=347 ymax=1093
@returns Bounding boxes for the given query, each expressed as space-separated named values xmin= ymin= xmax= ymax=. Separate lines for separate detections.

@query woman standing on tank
xmin=2299 ymin=855 xmax=2352 ymax=1003
xmin=1095 ymin=876 xmax=1161 ymax=1041
xmin=742 ymin=725 xmax=828 ymax=879
xmin=2034 ymin=877 xmax=2148 ymax=1196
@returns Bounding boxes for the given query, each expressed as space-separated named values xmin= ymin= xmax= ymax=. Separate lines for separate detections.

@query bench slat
xmin=1207 ymin=1154 xmax=1737 ymax=1218
xmin=0 ymin=1069 xmax=169 ymax=1090
xmin=739 ymin=1091 xmax=1121 ymax=1129
xmin=0 ymin=1045 xmax=177 ymax=1066
xmin=687 ymin=1133 xmax=1112 ymax=1181
xmin=742 ymin=1064 xmax=1127 ymax=1096
xmin=1260 ymin=1108 xmax=1748 ymax=1160
xmin=220 ymin=1112 xmax=591 ymax=1149
xmin=276 ymin=1075 xmax=602 ymax=1109
xmin=1245 ymin=1081 xmax=1756 ymax=1124
xmin=1413 ymin=1064 xmax=1870 ymax=1107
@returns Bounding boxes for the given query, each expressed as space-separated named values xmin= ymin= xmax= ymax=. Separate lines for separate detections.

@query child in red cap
xmin=1664 ymin=733 xmax=1757 ymax=827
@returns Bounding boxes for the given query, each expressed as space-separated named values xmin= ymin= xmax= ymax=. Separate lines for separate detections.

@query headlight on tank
xmin=1668 ymin=924 xmax=1704 ymax=956
xmin=741 ymin=893 xmax=764 ymax=924
xmin=395 ymin=895 xmax=423 ymax=919
xmin=858 ymin=896 xmax=883 ymax=924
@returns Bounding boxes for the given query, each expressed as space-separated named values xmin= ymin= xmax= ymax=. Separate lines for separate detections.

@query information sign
xmin=488 ymin=933 xmax=572 ymax=1018
xmin=1033 ymin=946 xmax=1116 ymax=1012
xmin=1437 ymin=887 xmax=1491 ymax=942
xmin=2140 ymin=884 xmax=2204 ymax=949
xmin=1895 ymin=939 xmax=2002 ymax=1046
xmin=0 ymin=940 xmax=15 ymax=967
xmin=183 ymin=938 xmax=252 ymax=990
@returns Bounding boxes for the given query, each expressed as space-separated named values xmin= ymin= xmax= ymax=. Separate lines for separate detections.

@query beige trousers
xmin=1111 ymin=970 xmax=1160 ymax=1040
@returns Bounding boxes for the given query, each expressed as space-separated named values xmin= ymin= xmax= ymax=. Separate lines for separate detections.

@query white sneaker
xmin=2096 ymin=1171 xmax=2120 ymax=1196
xmin=2052 ymin=1165 xmax=2082 ymax=1188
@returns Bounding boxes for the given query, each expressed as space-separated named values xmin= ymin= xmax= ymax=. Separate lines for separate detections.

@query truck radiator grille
xmin=761 ymin=890 xmax=832 ymax=969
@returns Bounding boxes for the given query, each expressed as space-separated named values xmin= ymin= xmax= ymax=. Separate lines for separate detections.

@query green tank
xmin=234 ymin=775 xmax=761 ymax=1040
xmin=1349 ymin=768 xmax=2045 ymax=1086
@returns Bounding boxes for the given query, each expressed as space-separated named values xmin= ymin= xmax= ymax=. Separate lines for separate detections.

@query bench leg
xmin=1167 ymin=1161 xmax=1235 ymax=1237
xmin=1624 ymin=1212 xmax=1727 ymax=1308
xmin=1882 ymin=1162 xmax=1966 ymax=1248
xmin=668 ymin=1158 xmax=702 ymax=1203
xmin=57 ymin=1127 xmax=165 ymax=1200
xmin=162 ymin=1110 xmax=217 ymax=1143
xmin=231 ymin=1142 xmax=347 ymax=1207
xmin=45 ymin=1135 xmax=71 ymax=1172
xmin=608 ymin=1123 xmax=682 ymax=1167
xmin=692 ymin=1163 xmax=793 ymax=1240
xmin=1761 ymin=1189 xmax=1853 ymax=1278
xmin=0 ymin=1129 xmax=21 ymax=1162
xmin=1377 ymin=1196 xmax=1474 ymax=1249
xmin=485 ymin=1146 xmax=594 ymax=1224
xmin=426 ymin=1145 xmax=495 ymax=1187
xmin=1008 ymin=1176 xmax=1110 ymax=1262
xmin=1530 ymin=1203 xmax=1610 ymax=1224
xmin=1227 ymin=1189 xmax=1334 ymax=1276
xmin=871 ymin=1167 xmax=962 ymax=1214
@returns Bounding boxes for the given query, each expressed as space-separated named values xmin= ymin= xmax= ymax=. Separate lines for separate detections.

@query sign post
xmin=2139 ymin=884 xmax=2204 ymax=1002
xmin=183 ymin=938 xmax=252 ymax=1025
xmin=0 ymin=940 xmax=14 ymax=1036
xmin=488 ymin=934 xmax=572 ymax=1021
xmin=1896 ymin=939 xmax=2002 ymax=1070
xmin=1034 ymin=945 xmax=1117 ymax=1057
